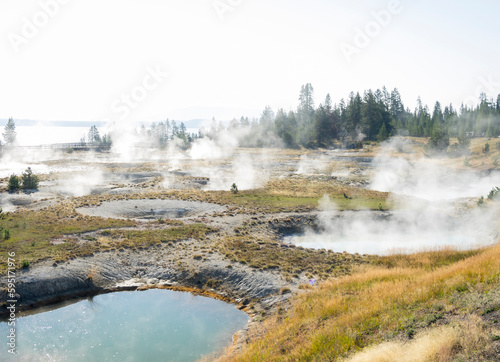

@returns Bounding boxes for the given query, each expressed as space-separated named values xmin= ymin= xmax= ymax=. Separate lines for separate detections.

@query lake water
xmin=14 ymin=126 xmax=95 ymax=146
xmin=13 ymin=126 xmax=199 ymax=146
xmin=0 ymin=289 xmax=249 ymax=361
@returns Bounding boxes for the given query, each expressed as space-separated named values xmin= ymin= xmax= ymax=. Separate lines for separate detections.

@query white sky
xmin=1 ymin=0 xmax=499 ymax=124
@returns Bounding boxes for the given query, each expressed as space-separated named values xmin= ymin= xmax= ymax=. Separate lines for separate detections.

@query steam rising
xmin=3 ymin=127 xmax=499 ymax=257
xmin=57 ymin=169 xmax=105 ymax=197
xmin=290 ymin=138 xmax=500 ymax=255
xmin=291 ymin=195 xmax=498 ymax=255
xmin=296 ymin=154 xmax=330 ymax=175
xmin=370 ymin=138 xmax=500 ymax=200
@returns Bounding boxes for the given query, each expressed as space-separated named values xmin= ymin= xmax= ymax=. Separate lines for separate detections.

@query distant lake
xmin=14 ymin=126 xmax=102 ymax=146
xmin=13 ymin=126 xmax=199 ymax=146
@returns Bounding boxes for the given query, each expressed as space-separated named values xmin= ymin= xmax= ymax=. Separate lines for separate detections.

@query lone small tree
xmin=8 ymin=174 xmax=20 ymax=191
xmin=230 ymin=183 xmax=238 ymax=194
xmin=21 ymin=167 xmax=39 ymax=190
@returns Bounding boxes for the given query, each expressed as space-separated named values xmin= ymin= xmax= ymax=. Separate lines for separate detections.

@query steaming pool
xmin=76 ymin=199 xmax=226 ymax=220
xmin=0 ymin=289 xmax=249 ymax=361
xmin=284 ymin=210 xmax=499 ymax=255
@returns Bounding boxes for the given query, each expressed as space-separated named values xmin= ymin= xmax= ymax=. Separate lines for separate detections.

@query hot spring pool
xmin=75 ymin=199 xmax=226 ymax=220
xmin=283 ymin=209 xmax=498 ymax=255
xmin=0 ymin=289 xmax=249 ymax=361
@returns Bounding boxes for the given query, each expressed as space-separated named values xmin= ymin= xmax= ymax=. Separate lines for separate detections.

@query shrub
xmin=230 ymin=183 xmax=238 ymax=194
xmin=21 ymin=167 xmax=39 ymax=190
xmin=279 ymin=287 xmax=292 ymax=295
xmin=4 ymin=229 xmax=10 ymax=239
xmin=483 ymin=143 xmax=490 ymax=154
xmin=22 ymin=260 xmax=30 ymax=268
xmin=8 ymin=174 xmax=20 ymax=191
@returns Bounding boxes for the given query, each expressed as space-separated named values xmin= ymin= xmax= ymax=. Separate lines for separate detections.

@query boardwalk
xmin=15 ymin=143 xmax=112 ymax=151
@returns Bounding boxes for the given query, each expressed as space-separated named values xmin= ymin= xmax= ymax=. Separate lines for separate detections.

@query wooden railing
xmin=15 ymin=143 xmax=112 ymax=150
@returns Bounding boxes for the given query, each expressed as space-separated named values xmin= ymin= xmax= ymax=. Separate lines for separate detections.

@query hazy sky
xmin=1 ymin=0 xmax=499 ymax=124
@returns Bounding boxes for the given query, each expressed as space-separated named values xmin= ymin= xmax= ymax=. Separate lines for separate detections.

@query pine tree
xmin=21 ymin=167 xmax=39 ymax=190
xmin=428 ymin=123 xmax=449 ymax=152
xmin=171 ymin=121 xmax=179 ymax=138
xmin=8 ymin=174 xmax=20 ymax=191
xmin=260 ymin=106 xmax=275 ymax=132
xmin=377 ymin=123 xmax=389 ymax=142
xmin=88 ymin=125 xmax=101 ymax=144
xmin=3 ymin=118 xmax=16 ymax=145
xmin=298 ymin=84 xmax=315 ymax=115
xmin=314 ymin=105 xmax=331 ymax=147
xmin=343 ymin=92 xmax=363 ymax=145
xmin=362 ymin=90 xmax=381 ymax=139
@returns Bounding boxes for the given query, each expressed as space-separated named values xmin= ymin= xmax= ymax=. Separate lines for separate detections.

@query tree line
xmin=83 ymin=121 xmax=201 ymax=149
xmin=3 ymin=84 xmax=500 ymax=152
xmin=228 ymin=84 xmax=500 ymax=150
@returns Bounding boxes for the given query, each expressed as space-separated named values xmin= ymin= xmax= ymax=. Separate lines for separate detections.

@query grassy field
xmin=233 ymin=245 xmax=500 ymax=361
xmin=2 ymin=140 xmax=499 ymax=360
xmin=0 ymin=202 xmax=215 ymax=273
xmin=0 ymin=178 xmax=389 ymax=275
xmin=0 ymin=205 xmax=136 ymax=272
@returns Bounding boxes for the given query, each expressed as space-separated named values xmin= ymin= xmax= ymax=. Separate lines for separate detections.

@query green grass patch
xmin=229 ymin=192 xmax=388 ymax=212
xmin=0 ymin=206 xmax=136 ymax=273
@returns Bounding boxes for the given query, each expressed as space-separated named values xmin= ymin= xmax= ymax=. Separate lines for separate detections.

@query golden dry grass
xmin=345 ymin=314 xmax=495 ymax=362
xmin=345 ymin=324 xmax=459 ymax=362
xmin=234 ymin=244 xmax=500 ymax=361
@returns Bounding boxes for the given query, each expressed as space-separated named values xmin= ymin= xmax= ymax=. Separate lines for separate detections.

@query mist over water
xmin=370 ymin=156 xmax=500 ymax=201
xmin=290 ymin=138 xmax=500 ymax=255
xmin=290 ymin=196 xmax=498 ymax=255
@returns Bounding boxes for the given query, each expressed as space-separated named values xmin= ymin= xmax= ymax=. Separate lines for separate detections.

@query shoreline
xmin=0 ymin=246 xmax=297 ymax=357
xmin=0 ymin=245 xmax=296 ymax=315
